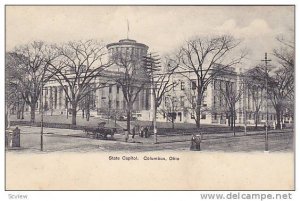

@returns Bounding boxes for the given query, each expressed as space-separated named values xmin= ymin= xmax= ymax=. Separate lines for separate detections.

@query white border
xmin=0 ymin=1 xmax=298 ymax=201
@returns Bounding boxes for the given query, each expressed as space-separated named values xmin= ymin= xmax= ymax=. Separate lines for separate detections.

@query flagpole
xmin=127 ymin=19 xmax=129 ymax=39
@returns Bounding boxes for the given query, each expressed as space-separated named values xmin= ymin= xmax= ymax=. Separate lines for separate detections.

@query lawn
xmin=9 ymin=113 xmax=272 ymax=136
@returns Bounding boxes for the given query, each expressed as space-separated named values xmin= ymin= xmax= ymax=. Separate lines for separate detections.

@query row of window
xmin=109 ymin=47 xmax=147 ymax=59
xmin=108 ymin=84 xmax=120 ymax=94
xmin=178 ymin=81 xmax=197 ymax=90
xmin=164 ymin=95 xmax=207 ymax=108
xmin=177 ymin=79 xmax=237 ymax=91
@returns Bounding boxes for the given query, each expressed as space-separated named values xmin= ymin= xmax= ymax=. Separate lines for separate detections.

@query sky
xmin=6 ymin=6 xmax=294 ymax=68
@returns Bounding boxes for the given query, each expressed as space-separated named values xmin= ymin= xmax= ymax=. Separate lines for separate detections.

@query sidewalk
xmin=107 ymin=128 xmax=293 ymax=145
xmin=14 ymin=125 xmax=293 ymax=146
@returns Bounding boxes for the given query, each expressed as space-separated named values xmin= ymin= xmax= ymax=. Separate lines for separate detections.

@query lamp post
xmin=261 ymin=53 xmax=271 ymax=152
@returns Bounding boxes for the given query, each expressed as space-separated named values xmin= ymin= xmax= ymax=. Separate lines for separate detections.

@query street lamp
xmin=261 ymin=52 xmax=271 ymax=152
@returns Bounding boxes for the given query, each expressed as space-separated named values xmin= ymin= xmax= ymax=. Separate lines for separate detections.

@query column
xmin=44 ymin=87 xmax=48 ymax=109
xmin=58 ymin=86 xmax=62 ymax=109
xmin=49 ymin=86 xmax=53 ymax=110
xmin=62 ymin=86 xmax=66 ymax=109
xmin=54 ymin=86 xmax=57 ymax=109
xmin=140 ymin=89 xmax=144 ymax=110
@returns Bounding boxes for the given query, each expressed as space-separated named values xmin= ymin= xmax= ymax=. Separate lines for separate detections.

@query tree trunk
xmin=82 ymin=109 xmax=85 ymax=119
xmin=233 ymin=111 xmax=236 ymax=136
xmin=5 ymin=104 xmax=10 ymax=129
xmin=195 ymin=113 xmax=200 ymax=129
xmin=275 ymin=107 xmax=281 ymax=129
xmin=126 ymin=109 xmax=131 ymax=134
xmin=280 ymin=110 xmax=284 ymax=130
xmin=5 ymin=110 xmax=9 ymax=129
xmin=30 ymin=103 xmax=36 ymax=123
xmin=71 ymin=103 xmax=77 ymax=125
xmin=255 ymin=112 xmax=258 ymax=129
xmin=231 ymin=113 xmax=234 ymax=130
xmin=195 ymin=81 xmax=203 ymax=129
xmin=172 ymin=117 xmax=175 ymax=129
xmin=227 ymin=114 xmax=230 ymax=127
xmin=17 ymin=102 xmax=20 ymax=119
xmin=153 ymin=105 xmax=157 ymax=143
xmin=21 ymin=102 xmax=25 ymax=119
xmin=86 ymin=109 xmax=90 ymax=121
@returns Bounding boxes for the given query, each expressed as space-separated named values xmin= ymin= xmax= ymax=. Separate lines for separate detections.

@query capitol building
xmin=34 ymin=38 xmax=281 ymax=126
xmin=41 ymin=38 xmax=151 ymax=119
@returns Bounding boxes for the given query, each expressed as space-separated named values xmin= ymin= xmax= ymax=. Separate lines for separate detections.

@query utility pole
xmin=143 ymin=53 xmax=160 ymax=143
xmin=40 ymin=82 xmax=44 ymax=151
xmin=261 ymin=52 xmax=271 ymax=152
xmin=243 ymin=81 xmax=247 ymax=135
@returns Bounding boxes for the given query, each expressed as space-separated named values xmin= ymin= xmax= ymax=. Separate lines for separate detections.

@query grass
xmin=10 ymin=114 xmax=121 ymax=128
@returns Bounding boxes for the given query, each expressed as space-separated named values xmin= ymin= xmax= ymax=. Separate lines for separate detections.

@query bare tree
xmin=244 ymin=67 xmax=264 ymax=129
xmin=268 ymin=67 xmax=293 ymax=128
xmin=112 ymin=50 xmax=148 ymax=133
xmin=183 ymin=82 xmax=212 ymax=126
xmin=5 ymin=52 xmax=24 ymax=127
xmin=49 ymin=40 xmax=110 ymax=125
xmin=273 ymin=33 xmax=295 ymax=124
xmin=6 ymin=42 xmax=57 ymax=123
xmin=219 ymin=80 xmax=243 ymax=136
xmin=159 ymin=95 xmax=180 ymax=129
xmin=249 ymin=34 xmax=295 ymax=129
xmin=78 ymin=86 xmax=97 ymax=121
xmin=246 ymin=64 xmax=293 ymax=129
xmin=174 ymin=35 xmax=246 ymax=128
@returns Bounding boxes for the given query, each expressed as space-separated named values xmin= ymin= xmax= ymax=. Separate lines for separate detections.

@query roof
xmin=106 ymin=38 xmax=149 ymax=50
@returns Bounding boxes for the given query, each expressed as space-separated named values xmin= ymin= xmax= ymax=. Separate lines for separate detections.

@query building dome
xmin=107 ymin=38 xmax=148 ymax=60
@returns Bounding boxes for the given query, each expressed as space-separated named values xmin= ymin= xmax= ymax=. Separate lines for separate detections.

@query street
xmin=6 ymin=126 xmax=294 ymax=153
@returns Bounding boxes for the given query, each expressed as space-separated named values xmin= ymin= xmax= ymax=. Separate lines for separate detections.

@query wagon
xmin=84 ymin=122 xmax=116 ymax=140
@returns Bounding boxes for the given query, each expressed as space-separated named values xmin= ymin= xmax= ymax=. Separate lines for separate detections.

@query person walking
xmin=140 ymin=126 xmax=144 ymax=137
xmin=132 ymin=126 xmax=136 ymax=139
xmin=144 ymin=126 xmax=149 ymax=138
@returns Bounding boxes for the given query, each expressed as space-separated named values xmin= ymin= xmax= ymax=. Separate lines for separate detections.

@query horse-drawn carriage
xmin=84 ymin=122 xmax=116 ymax=140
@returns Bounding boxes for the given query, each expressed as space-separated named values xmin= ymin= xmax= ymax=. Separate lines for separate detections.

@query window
xmin=117 ymin=85 xmax=120 ymax=94
xmin=109 ymin=84 xmax=113 ymax=93
xmin=191 ymin=113 xmax=195 ymax=119
xmin=192 ymin=96 xmax=196 ymax=108
xmin=178 ymin=112 xmax=182 ymax=121
xmin=213 ymin=96 xmax=216 ymax=107
xmin=201 ymin=114 xmax=206 ymax=119
xmin=181 ymin=81 xmax=185 ymax=90
xmin=191 ymin=81 xmax=197 ymax=90
xmin=173 ymin=82 xmax=176 ymax=90
xmin=180 ymin=96 xmax=184 ymax=107
xmin=164 ymin=96 xmax=169 ymax=106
